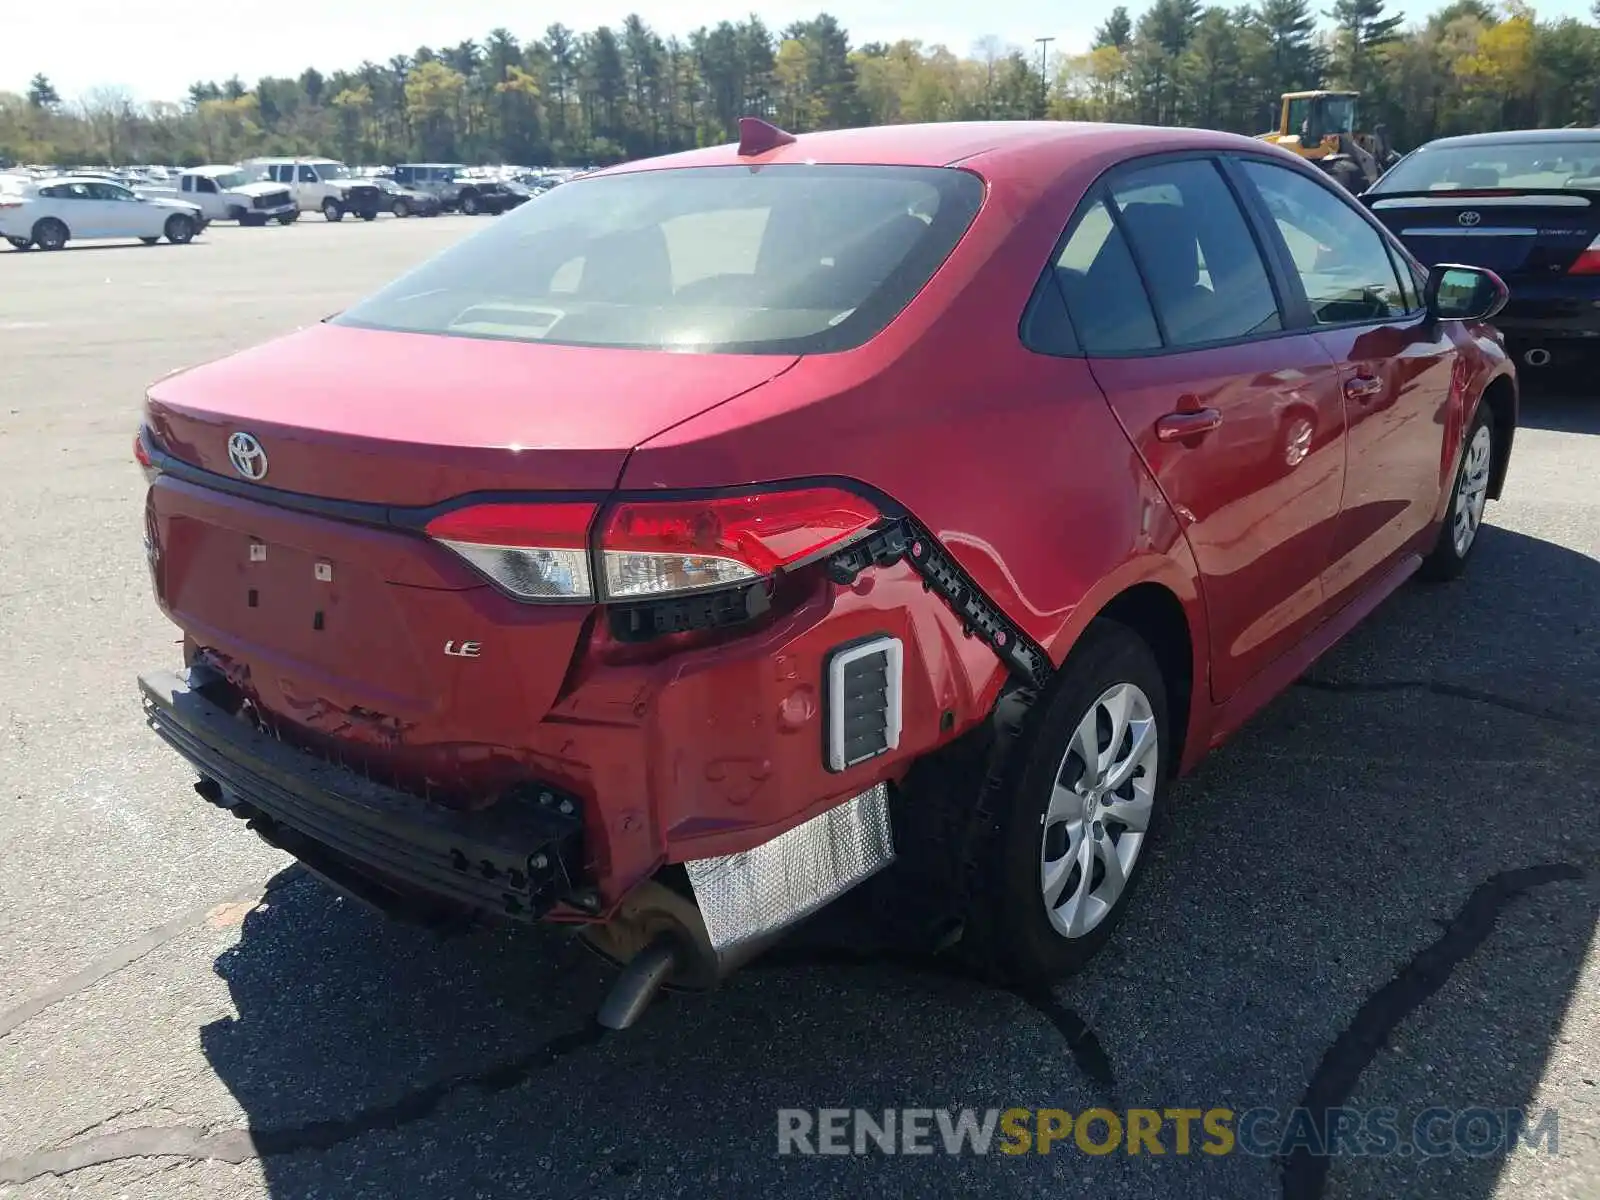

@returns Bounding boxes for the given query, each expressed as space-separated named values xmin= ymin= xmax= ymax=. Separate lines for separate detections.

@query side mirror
xmin=1425 ymin=264 xmax=1509 ymax=323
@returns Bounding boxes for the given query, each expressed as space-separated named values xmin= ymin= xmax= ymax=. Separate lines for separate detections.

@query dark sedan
xmin=459 ymin=179 xmax=532 ymax=215
xmin=374 ymin=178 xmax=442 ymax=218
xmin=1364 ymin=128 xmax=1600 ymax=370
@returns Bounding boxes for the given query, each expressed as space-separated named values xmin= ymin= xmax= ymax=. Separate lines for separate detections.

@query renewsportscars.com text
xmin=777 ymin=1106 xmax=1561 ymax=1158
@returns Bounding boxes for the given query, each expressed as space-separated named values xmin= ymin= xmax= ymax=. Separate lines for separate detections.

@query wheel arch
xmin=1086 ymin=581 xmax=1198 ymax=774
xmin=1479 ymin=371 xmax=1517 ymax=501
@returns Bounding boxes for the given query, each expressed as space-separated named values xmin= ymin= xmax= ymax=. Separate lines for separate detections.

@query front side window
xmin=315 ymin=163 xmax=351 ymax=181
xmin=196 ymin=177 xmax=218 ymax=194
xmin=1108 ymin=159 xmax=1283 ymax=348
xmin=1241 ymin=159 xmax=1406 ymax=325
xmin=334 ymin=164 xmax=984 ymax=354
xmin=298 ymin=165 xmax=319 ymax=183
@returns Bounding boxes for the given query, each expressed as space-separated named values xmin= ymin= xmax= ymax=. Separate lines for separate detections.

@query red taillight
xmin=134 ymin=428 xmax=160 ymax=482
xmin=422 ymin=487 xmax=883 ymax=604
xmin=1571 ymin=235 xmax=1600 ymax=274
xmin=424 ymin=502 xmax=596 ymax=600
xmin=598 ymin=488 xmax=881 ymax=599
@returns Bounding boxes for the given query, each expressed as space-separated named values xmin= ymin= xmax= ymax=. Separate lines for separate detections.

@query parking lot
xmin=0 ymin=218 xmax=1596 ymax=1199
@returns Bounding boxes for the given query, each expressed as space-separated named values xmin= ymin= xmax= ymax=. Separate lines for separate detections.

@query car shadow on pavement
xmin=187 ymin=523 xmax=1597 ymax=1200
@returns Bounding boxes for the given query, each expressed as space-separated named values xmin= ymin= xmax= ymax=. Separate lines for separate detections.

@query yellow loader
xmin=1257 ymin=91 xmax=1399 ymax=192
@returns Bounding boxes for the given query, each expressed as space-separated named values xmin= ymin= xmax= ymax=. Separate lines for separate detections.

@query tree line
xmin=2 ymin=0 xmax=1598 ymax=169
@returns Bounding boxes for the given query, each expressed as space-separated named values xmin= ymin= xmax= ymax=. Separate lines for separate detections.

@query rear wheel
xmin=277 ymin=213 xmax=298 ymax=226
xmin=359 ymin=210 xmax=377 ymax=221
xmin=139 ymin=236 xmax=160 ymax=245
xmin=965 ymin=620 xmax=1171 ymax=982
xmin=32 ymin=218 xmax=67 ymax=251
xmin=7 ymin=236 xmax=32 ymax=251
xmin=460 ymin=191 xmax=481 ymax=216
xmin=392 ymin=198 xmax=410 ymax=218
xmin=322 ymin=198 xmax=344 ymax=222
xmin=164 ymin=214 xmax=196 ymax=244
xmin=1420 ymin=404 xmax=1494 ymax=582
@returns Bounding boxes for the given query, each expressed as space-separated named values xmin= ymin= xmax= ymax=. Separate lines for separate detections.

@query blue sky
xmin=4 ymin=0 xmax=1595 ymax=104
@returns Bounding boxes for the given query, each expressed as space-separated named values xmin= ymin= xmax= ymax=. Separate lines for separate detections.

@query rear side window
xmin=1241 ymin=159 xmax=1407 ymax=325
xmin=334 ymin=164 xmax=985 ymax=355
xmin=1109 ymin=160 xmax=1283 ymax=347
xmin=1050 ymin=198 xmax=1161 ymax=354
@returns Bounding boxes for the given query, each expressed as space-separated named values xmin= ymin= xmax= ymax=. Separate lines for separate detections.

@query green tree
xmin=26 ymin=74 xmax=60 ymax=109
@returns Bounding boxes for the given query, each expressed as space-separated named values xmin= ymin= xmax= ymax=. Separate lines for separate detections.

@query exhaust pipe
xmin=1524 ymin=347 xmax=1552 ymax=368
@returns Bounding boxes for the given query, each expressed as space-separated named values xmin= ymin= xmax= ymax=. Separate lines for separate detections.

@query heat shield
xmin=685 ymin=783 xmax=894 ymax=954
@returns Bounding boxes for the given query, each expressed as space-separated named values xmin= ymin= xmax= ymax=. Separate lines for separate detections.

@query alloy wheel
xmin=1452 ymin=423 xmax=1493 ymax=557
xmin=1039 ymin=682 xmax=1159 ymax=939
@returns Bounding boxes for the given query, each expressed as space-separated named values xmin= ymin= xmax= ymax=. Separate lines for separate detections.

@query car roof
xmin=1415 ymin=128 xmax=1600 ymax=150
xmin=43 ymin=175 xmax=129 ymax=186
xmin=597 ymin=120 xmax=1279 ymax=180
xmin=189 ymin=164 xmax=241 ymax=174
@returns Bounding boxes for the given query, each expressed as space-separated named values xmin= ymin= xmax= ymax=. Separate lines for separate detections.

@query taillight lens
xmin=1571 ymin=234 xmax=1600 ymax=275
xmin=425 ymin=502 xmax=596 ymax=600
xmin=423 ymin=487 xmax=883 ymax=604
xmin=134 ymin=428 xmax=160 ymax=482
xmin=599 ymin=488 xmax=881 ymax=599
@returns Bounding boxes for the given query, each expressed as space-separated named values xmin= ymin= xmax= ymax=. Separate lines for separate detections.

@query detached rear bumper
xmin=139 ymin=668 xmax=590 ymax=923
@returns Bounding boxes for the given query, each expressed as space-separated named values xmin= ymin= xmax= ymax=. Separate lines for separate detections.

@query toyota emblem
xmin=1458 ymin=210 xmax=1482 ymax=227
xmin=227 ymin=431 xmax=268 ymax=481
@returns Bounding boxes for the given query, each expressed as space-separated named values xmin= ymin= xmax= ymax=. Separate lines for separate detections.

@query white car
xmin=140 ymin=165 xmax=297 ymax=226
xmin=0 ymin=176 xmax=204 ymax=250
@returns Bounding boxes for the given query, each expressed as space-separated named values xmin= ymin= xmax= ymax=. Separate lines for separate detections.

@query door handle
xmin=1155 ymin=408 xmax=1223 ymax=443
xmin=1344 ymin=375 xmax=1384 ymax=401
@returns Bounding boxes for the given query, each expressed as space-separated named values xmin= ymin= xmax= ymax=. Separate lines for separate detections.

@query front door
xmin=1056 ymin=157 xmax=1349 ymax=703
xmin=1236 ymin=158 xmax=1457 ymax=605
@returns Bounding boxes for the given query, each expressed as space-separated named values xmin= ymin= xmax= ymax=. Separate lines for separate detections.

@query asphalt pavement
xmin=0 ymin=218 xmax=1595 ymax=1200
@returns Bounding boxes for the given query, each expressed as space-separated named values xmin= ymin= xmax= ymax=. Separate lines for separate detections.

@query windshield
xmin=212 ymin=170 xmax=247 ymax=190
xmin=1322 ymin=96 xmax=1356 ymax=136
xmin=1374 ymin=139 xmax=1600 ymax=193
xmin=316 ymin=163 xmax=352 ymax=181
xmin=333 ymin=164 xmax=985 ymax=355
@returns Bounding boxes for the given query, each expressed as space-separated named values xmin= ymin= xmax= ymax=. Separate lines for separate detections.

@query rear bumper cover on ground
xmin=139 ymin=668 xmax=589 ymax=922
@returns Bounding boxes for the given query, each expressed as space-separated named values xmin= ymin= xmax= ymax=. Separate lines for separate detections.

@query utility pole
xmin=1035 ymin=36 xmax=1055 ymax=88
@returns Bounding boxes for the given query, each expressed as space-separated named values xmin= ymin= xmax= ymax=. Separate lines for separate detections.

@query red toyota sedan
xmin=135 ymin=120 xmax=1515 ymax=1027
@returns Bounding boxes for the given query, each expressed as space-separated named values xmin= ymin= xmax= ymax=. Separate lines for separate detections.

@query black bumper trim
xmin=139 ymin=670 xmax=585 ymax=921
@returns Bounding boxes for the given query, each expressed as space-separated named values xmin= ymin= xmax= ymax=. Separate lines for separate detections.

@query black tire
xmin=392 ymin=199 xmax=409 ymax=218
xmin=460 ymin=191 xmax=481 ymax=216
xmin=359 ymin=210 xmax=377 ymax=221
xmin=8 ymin=236 xmax=33 ymax=250
xmin=139 ymin=236 xmax=160 ymax=245
xmin=965 ymin=620 xmax=1172 ymax=983
xmin=322 ymin=198 xmax=344 ymax=222
xmin=164 ymin=214 xmax=196 ymax=244
xmin=1420 ymin=403 xmax=1495 ymax=582
xmin=240 ymin=213 xmax=267 ymax=227
xmin=277 ymin=213 xmax=298 ymax=226
xmin=32 ymin=219 xmax=67 ymax=250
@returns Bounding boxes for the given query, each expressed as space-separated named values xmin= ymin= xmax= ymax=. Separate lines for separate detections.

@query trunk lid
xmin=145 ymin=324 xmax=797 ymax=776
xmin=146 ymin=322 xmax=798 ymax=505
xmin=1368 ymin=189 xmax=1600 ymax=278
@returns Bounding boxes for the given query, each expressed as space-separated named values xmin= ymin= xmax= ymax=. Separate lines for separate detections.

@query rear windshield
xmin=332 ymin=164 xmax=985 ymax=354
xmin=1375 ymin=140 xmax=1600 ymax=193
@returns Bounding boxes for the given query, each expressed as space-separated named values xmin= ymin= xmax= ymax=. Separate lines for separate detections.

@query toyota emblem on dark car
xmin=227 ymin=431 xmax=268 ymax=480
xmin=1458 ymin=210 xmax=1482 ymax=227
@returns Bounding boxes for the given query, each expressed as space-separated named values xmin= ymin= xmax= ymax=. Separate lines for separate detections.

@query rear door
xmin=1055 ymin=156 xmax=1349 ymax=703
xmin=1239 ymin=158 xmax=1458 ymax=605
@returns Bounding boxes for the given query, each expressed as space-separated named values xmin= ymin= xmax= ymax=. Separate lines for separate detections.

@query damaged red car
xmin=136 ymin=119 xmax=1516 ymax=1027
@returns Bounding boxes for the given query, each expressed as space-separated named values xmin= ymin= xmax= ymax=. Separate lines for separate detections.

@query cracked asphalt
xmin=1 ymin=218 xmax=1597 ymax=1200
